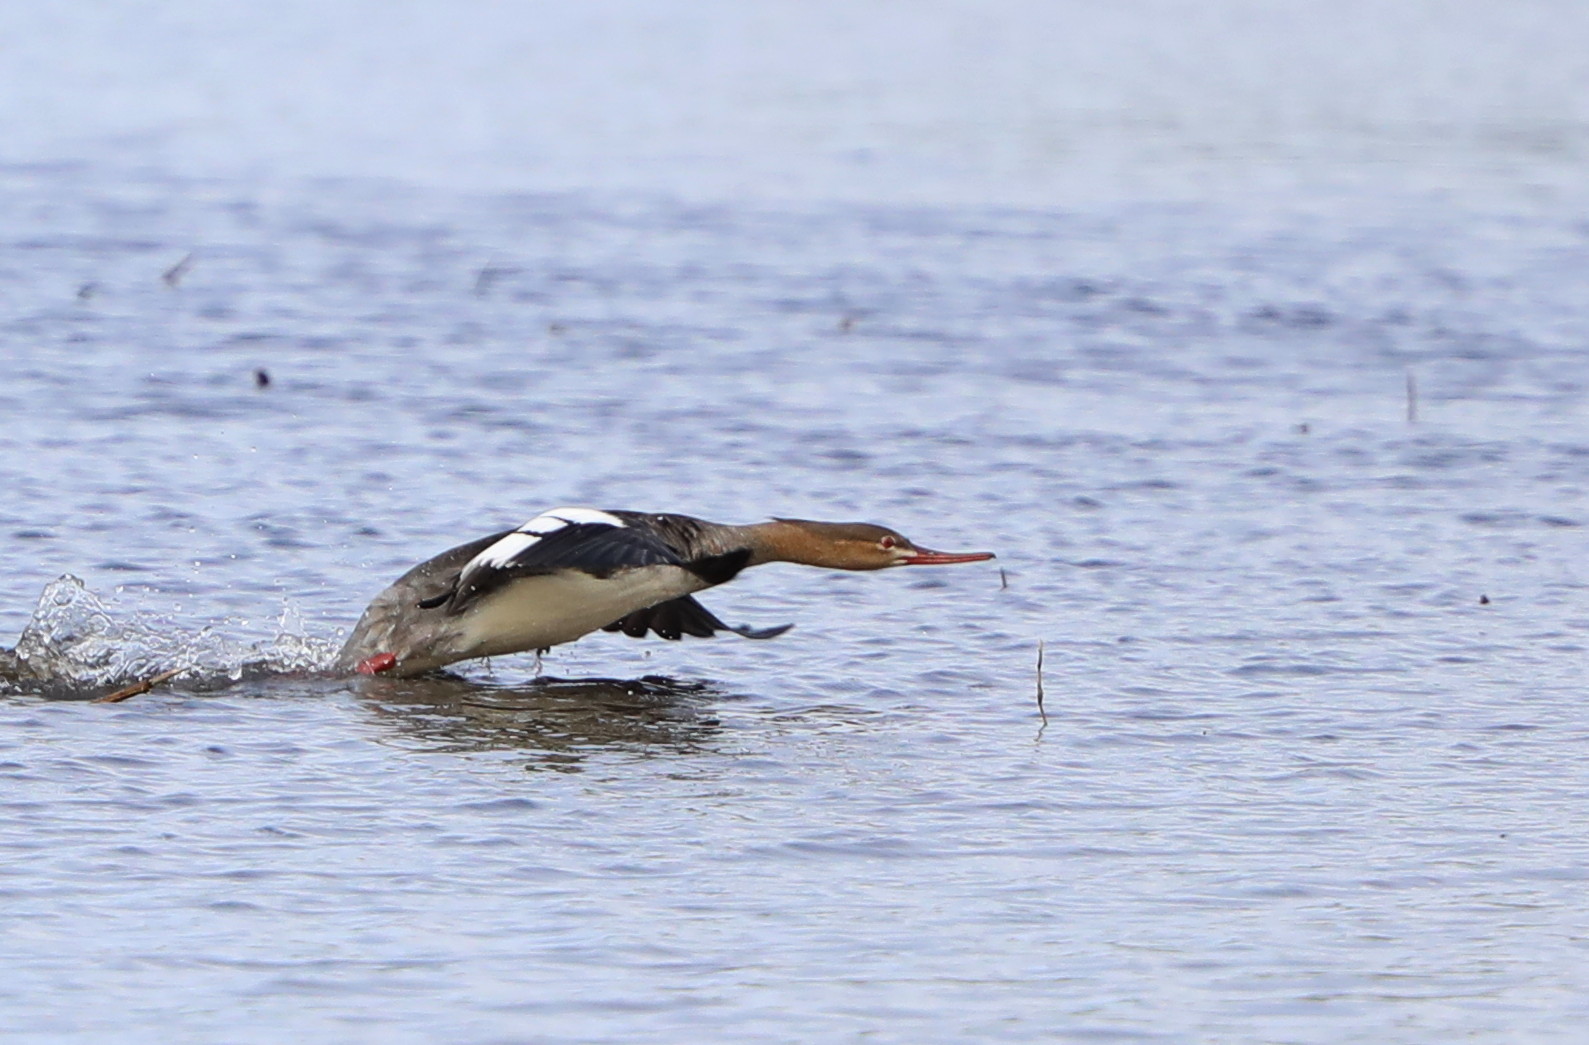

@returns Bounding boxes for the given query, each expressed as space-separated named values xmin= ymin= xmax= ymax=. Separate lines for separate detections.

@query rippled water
xmin=5 ymin=4 xmax=1589 ymax=1042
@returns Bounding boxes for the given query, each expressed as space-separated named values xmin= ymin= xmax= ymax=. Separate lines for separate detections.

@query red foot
xmin=356 ymin=652 xmax=398 ymax=675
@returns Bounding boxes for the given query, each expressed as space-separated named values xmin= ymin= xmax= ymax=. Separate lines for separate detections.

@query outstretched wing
xmin=426 ymin=508 xmax=684 ymax=615
xmin=602 ymin=595 xmax=793 ymax=641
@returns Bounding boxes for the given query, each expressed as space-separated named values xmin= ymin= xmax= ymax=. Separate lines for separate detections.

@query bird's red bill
xmin=900 ymin=548 xmax=996 ymax=565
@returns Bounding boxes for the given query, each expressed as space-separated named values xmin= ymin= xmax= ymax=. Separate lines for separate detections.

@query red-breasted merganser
xmin=336 ymin=507 xmax=995 ymax=677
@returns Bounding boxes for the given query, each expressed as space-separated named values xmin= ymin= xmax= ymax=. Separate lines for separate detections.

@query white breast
xmin=451 ymin=564 xmax=703 ymax=660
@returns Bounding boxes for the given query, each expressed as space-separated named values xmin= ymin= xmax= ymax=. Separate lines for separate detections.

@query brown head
xmin=759 ymin=518 xmax=996 ymax=571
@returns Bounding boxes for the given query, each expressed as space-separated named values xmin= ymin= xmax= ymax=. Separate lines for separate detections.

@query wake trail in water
xmin=0 ymin=575 xmax=343 ymax=698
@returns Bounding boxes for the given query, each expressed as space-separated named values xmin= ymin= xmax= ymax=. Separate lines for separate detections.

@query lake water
xmin=3 ymin=3 xmax=1589 ymax=1042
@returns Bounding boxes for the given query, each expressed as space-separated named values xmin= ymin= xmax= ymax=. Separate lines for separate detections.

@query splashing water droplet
xmin=0 ymin=575 xmax=342 ymax=696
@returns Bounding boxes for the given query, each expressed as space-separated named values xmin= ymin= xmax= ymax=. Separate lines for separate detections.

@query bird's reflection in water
xmin=356 ymin=673 xmax=727 ymax=770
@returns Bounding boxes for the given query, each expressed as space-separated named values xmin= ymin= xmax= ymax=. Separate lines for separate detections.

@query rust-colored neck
xmin=741 ymin=519 xmax=879 ymax=570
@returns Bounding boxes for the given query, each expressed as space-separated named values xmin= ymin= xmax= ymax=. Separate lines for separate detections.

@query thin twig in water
xmin=162 ymin=253 xmax=195 ymax=288
xmin=93 ymin=668 xmax=183 ymax=704
xmin=999 ymin=568 xmax=1009 ymax=590
xmin=1035 ymin=640 xmax=1046 ymax=722
xmin=1405 ymin=370 xmax=1418 ymax=423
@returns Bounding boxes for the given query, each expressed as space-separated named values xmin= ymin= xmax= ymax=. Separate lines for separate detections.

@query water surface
xmin=3 ymin=3 xmax=1589 ymax=1042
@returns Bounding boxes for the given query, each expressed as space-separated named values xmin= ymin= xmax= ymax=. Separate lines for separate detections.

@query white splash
xmin=1 ymin=575 xmax=341 ymax=695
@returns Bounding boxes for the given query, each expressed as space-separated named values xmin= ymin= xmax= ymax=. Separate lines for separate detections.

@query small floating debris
xmin=1035 ymin=640 xmax=1046 ymax=722
xmin=94 ymin=668 xmax=183 ymax=704
xmin=162 ymin=252 xmax=195 ymax=288
xmin=254 ymin=367 xmax=271 ymax=389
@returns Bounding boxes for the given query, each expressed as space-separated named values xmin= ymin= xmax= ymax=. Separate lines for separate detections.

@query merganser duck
xmin=336 ymin=507 xmax=995 ymax=677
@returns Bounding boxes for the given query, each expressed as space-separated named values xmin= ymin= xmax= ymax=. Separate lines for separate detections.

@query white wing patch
xmin=468 ymin=506 xmax=626 ymax=573
xmin=470 ymin=531 xmax=540 ymax=572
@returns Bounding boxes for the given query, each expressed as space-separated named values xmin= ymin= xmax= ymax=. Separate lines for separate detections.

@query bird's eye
xmin=880 ymin=536 xmax=897 ymax=549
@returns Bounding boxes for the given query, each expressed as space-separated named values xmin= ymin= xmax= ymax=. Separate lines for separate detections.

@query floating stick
xmin=94 ymin=668 xmax=183 ymax=704
xmin=162 ymin=253 xmax=195 ymax=288
xmin=1036 ymin=640 xmax=1046 ymax=722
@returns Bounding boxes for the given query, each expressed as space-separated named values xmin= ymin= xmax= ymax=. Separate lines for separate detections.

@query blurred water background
xmin=2 ymin=2 xmax=1589 ymax=1041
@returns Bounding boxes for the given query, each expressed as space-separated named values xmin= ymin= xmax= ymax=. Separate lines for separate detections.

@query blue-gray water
xmin=4 ymin=3 xmax=1589 ymax=1042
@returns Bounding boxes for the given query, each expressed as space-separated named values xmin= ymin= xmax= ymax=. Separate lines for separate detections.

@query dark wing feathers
xmin=436 ymin=522 xmax=683 ymax=614
xmin=602 ymin=595 xmax=792 ymax=642
xmin=414 ymin=514 xmax=768 ymax=633
xmin=606 ymin=511 xmax=753 ymax=585
xmin=487 ymin=522 xmax=682 ymax=578
xmin=683 ymin=548 xmax=752 ymax=586
xmin=416 ymin=589 xmax=451 ymax=610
